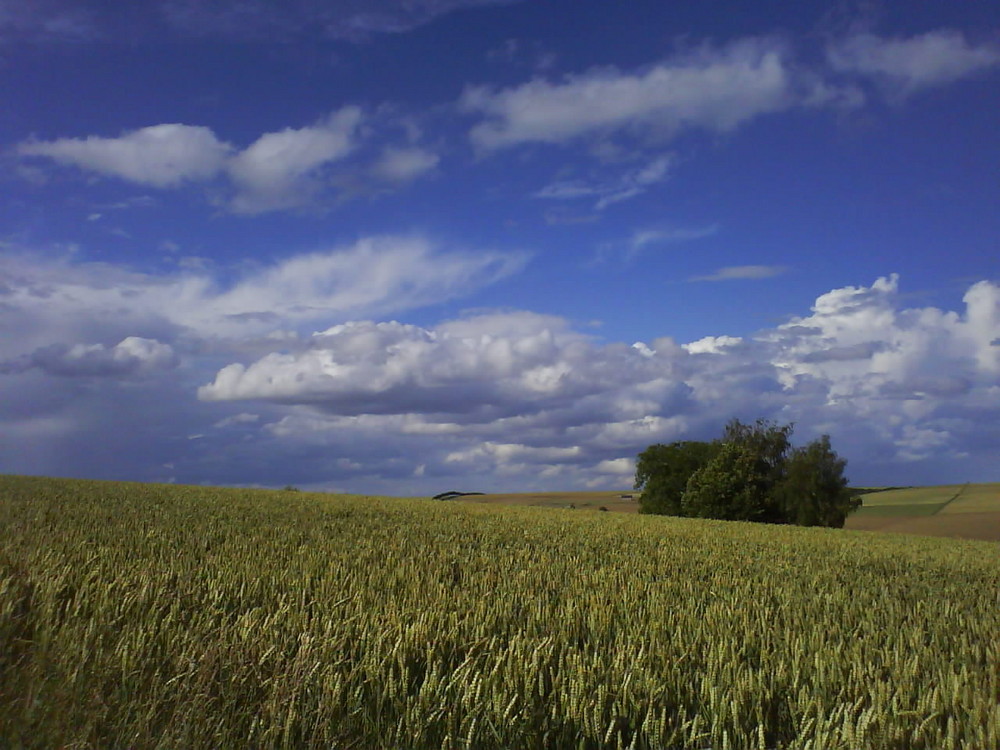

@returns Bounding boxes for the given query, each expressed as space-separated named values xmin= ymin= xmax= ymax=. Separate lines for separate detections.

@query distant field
xmin=3 ymin=474 xmax=999 ymax=748
xmin=457 ymin=484 xmax=1000 ymax=541
xmin=844 ymin=483 xmax=1000 ymax=541
xmin=938 ymin=483 xmax=1000 ymax=513
xmin=464 ymin=490 xmax=640 ymax=513
xmin=854 ymin=483 xmax=1000 ymax=512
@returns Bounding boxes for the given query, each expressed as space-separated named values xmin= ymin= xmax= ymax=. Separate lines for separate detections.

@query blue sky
xmin=1 ymin=0 xmax=998 ymax=493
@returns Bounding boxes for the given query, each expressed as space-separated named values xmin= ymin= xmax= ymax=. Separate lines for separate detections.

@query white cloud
xmin=445 ymin=442 xmax=582 ymax=466
xmin=828 ymin=30 xmax=1000 ymax=95
xmin=18 ymin=124 xmax=233 ymax=187
xmin=371 ymin=146 xmax=440 ymax=183
xmin=2 ymin=238 xmax=997 ymax=489
xmin=0 ymin=236 xmax=527 ymax=347
xmin=683 ymin=336 xmax=744 ymax=355
xmin=16 ymin=107 xmax=439 ymax=214
xmin=226 ymin=107 xmax=362 ymax=214
xmin=0 ymin=237 xmax=529 ymax=487
xmin=462 ymin=37 xmax=812 ymax=150
xmin=689 ymin=265 xmax=788 ymax=282
xmin=766 ymin=274 xmax=1000 ymax=397
xmin=594 ymin=457 xmax=634 ymax=475
xmin=630 ymin=225 xmax=719 ymax=255
xmin=198 ymin=311 xmax=617 ymax=408
xmin=213 ymin=412 xmax=260 ymax=428
xmin=192 ymin=276 xmax=1000 ymax=487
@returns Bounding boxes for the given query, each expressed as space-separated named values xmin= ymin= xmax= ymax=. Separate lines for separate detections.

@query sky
xmin=1 ymin=0 xmax=998 ymax=494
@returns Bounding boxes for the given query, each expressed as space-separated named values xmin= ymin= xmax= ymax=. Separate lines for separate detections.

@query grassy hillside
xmin=2 ymin=475 xmax=999 ymax=749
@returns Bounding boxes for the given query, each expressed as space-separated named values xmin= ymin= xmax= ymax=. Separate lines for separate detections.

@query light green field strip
xmin=937 ymin=483 xmax=1000 ymax=514
xmin=860 ymin=484 xmax=967 ymax=507
xmin=852 ymin=502 xmax=948 ymax=517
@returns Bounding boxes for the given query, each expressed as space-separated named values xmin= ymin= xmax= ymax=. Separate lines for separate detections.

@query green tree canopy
xmin=682 ymin=420 xmax=791 ymax=523
xmin=635 ymin=441 xmax=719 ymax=515
xmin=778 ymin=435 xmax=860 ymax=527
xmin=635 ymin=419 xmax=857 ymax=528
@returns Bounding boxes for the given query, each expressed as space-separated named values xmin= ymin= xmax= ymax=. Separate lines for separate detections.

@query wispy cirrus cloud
xmin=0 ymin=0 xmax=524 ymax=45
xmin=689 ymin=265 xmax=788 ymax=282
xmin=461 ymin=37 xmax=842 ymax=151
xmin=630 ymin=224 xmax=719 ymax=254
xmin=159 ymin=0 xmax=521 ymax=42
xmin=460 ymin=28 xmax=999 ymax=178
xmin=533 ymin=154 xmax=673 ymax=210
xmin=0 ymin=235 xmax=528 ymax=348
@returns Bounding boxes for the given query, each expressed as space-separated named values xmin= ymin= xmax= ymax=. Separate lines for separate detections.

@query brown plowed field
xmin=844 ymin=511 xmax=1000 ymax=541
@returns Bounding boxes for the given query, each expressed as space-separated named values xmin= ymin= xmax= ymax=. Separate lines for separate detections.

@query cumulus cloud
xmin=0 ymin=237 xmax=529 ymax=487
xmin=1 ymin=256 xmax=997 ymax=489
xmin=0 ymin=337 xmax=178 ymax=378
xmin=198 ymin=311 xmax=667 ymax=413
xmin=828 ymin=30 xmax=1000 ymax=96
xmin=17 ymin=124 xmax=233 ymax=188
xmin=462 ymin=37 xmax=823 ymax=150
xmin=766 ymin=275 xmax=1000 ymax=394
xmin=683 ymin=335 xmax=744 ymax=355
xmin=194 ymin=276 xmax=1000 ymax=488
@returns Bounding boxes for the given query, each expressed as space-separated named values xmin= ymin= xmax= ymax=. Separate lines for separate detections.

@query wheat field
xmin=1 ymin=475 xmax=998 ymax=749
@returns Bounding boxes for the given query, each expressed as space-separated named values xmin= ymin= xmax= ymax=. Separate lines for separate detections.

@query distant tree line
xmin=635 ymin=419 xmax=861 ymax=527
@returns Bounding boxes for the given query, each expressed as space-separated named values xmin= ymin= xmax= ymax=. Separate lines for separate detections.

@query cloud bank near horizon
xmin=2 ymin=246 xmax=996 ymax=491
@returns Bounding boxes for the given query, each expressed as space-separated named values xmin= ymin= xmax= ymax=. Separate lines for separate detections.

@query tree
xmin=682 ymin=420 xmax=792 ymax=523
xmin=777 ymin=435 xmax=860 ymax=528
xmin=635 ymin=419 xmax=857 ymax=528
xmin=634 ymin=441 xmax=718 ymax=515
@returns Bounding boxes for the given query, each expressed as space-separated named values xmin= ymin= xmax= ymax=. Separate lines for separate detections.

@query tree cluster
xmin=635 ymin=419 xmax=861 ymax=527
